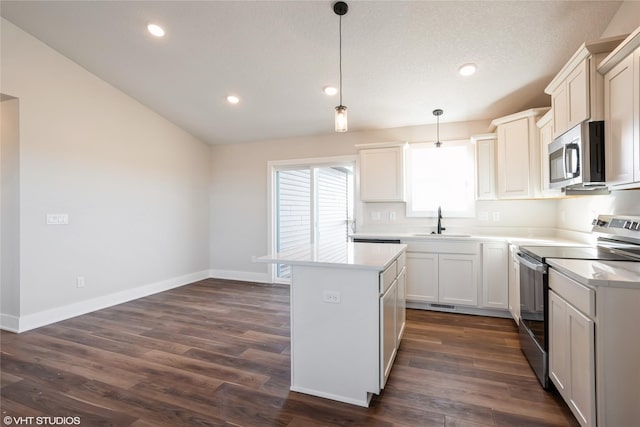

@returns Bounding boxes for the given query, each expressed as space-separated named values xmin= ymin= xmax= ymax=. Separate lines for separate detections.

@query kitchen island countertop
xmin=253 ymin=242 xmax=406 ymax=271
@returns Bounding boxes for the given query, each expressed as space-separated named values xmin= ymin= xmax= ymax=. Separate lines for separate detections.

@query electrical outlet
xmin=389 ymin=211 xmax=396 ymax=221
xmin=478 ymin=211 xmax=489 ymax=221
xmin=322 ymin=290 xmax=341 ymax=304
xmin=76 ymin=276 xmax=85 ymax=288
xmin=46 ymin=214 xmax=69 ymax=225
xmin=492 ymin=211 xmax=501 ymax=222
xmin=371 ymin=211 xmax=381 ymax=221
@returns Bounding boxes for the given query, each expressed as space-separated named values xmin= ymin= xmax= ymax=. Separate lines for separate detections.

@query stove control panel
xmin=593 ymin=215 xmax=640 ymax=242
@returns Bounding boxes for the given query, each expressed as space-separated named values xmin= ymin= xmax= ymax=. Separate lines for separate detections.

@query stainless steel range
xmin=516 ymin=214 xmax=640 ymax=389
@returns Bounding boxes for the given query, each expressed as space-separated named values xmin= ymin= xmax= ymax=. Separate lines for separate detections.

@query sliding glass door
xmin=272 ymin=160 xmax=354 ymax=282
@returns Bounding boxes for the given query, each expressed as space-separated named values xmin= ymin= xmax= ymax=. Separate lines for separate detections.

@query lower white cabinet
xmin=405 ymin=241 xmax=508 ymax=311
xmin=396 ymin=267 xmax=406 ymax=342
xmin=508 ymin=244 xmax=521 ymax=323
xmin=379 ymin=257 xmax=406 ymax=389
xmin=481 ymin=242 xmax=509 ymax=309
xmin=548 ymin=262 xmax=640 ymax=426
xmin=549 ymin=275 xmax=596 ymax=427
xmin=405 ymin=243 xmax=479 ymax=307
xmin=380 ymin=278 xmax=397 ymax=386
xmin=406 ymin=252 xmax=438 ymax=302
xmin=438 ymin=254 xmax=479 ymax=306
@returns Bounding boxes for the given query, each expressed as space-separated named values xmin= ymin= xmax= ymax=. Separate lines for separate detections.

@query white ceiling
xmin=1 ymin=1 xmax=623 ymax=145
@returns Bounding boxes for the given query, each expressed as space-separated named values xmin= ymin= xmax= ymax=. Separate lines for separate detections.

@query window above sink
xmin=405 ymin=140 xmax=476 ymax=218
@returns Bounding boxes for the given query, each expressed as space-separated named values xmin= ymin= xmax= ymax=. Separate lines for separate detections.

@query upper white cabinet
xmin=358 ymin=143 xmax=406 ymax=202
xmin=550 ymin=58 xmax=589 ymax=138
xmin=545 ymin=35 xmax=627 ymax=139
xmin=536 ymin=110 xmax=563 ymax=197
xmin=599 ymin=28 xmax=640 ymax=189
xmin=472 ymin=134 xmax=497 ymax=200
xmin=490 ymin=108 xmax=548 ymax=199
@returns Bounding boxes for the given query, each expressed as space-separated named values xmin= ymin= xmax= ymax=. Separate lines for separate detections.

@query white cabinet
xmin=490 ymin=108 xmax=548 ymax=199
xmin=404 ymin=242 xmax=479 ymax=307
xmin=601 ymin=44 xmax=640 ymax=189
xmin=395 ymin=267 xmax=406 ymax=342
xmin=549 ymin=260 xmax=640 ymax=427
xmin=472 ymin=133 xmax=497 ymax=200
xmin=379 ymin=256 xmax=406 ymax=389
xmin=549 ymin=290 xmax=569 ymax=393
xmin=439 ymin=254 xmax=479 ymax=306
xmin=545 ymin=35 xmax=626 ymax=138
xmin=481 ymin=242 xmax=508 ymax=309
xmin=536 ymin=110 xmax=563 ymax=197
xmin=380 ymin=277 xmax=397 ymax=387
xmin=405 ymin=252 xmax=438 ymax=302
xmin=508 ymin=244 xmax=521 ymax=324
xmin=550 ymin=59 xmax=589 ymax=138
xmin=549 ymin=290 xmax=595 ymax=427
xmin=358 ymin=144 xmax=406 ymax=201
xmin=497 ymin=118 xmax=531 ymax=198
xmin=548 ymin=270 xmax=596 ymax=427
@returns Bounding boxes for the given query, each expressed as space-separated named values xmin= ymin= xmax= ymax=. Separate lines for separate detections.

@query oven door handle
xmin=516 ymin=252 xmax=547 ymax=272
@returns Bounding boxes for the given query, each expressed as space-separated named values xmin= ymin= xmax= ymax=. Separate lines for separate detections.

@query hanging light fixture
xmin=433 ymin=109 xmax=443 ymax=147
xmin=333 ymin=1 xmax=348 ymax=132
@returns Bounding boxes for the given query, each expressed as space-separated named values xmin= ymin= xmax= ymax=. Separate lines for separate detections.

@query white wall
xmin=601 ymin=1 xmax=640 ymax=38
xmin=1 ymin=97 xmax=21 ymax=323
xmin=557 ymin=190 xmax=640 ymax=233
xmin=1 ymin=18 xmax=212 ymax=331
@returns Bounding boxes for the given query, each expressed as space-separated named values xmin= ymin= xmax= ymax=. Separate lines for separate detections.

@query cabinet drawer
xmin=381 ymin=261 xmax=397 ymax=293
xmin=549 ymin=268 xmax=595 ymax=317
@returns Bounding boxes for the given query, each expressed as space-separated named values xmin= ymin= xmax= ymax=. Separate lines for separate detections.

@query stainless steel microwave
xmin=548 ymin=121 xmax=605 ymax=189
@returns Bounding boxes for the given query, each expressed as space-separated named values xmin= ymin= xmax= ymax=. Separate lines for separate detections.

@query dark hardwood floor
xmin=1 ymin=278 xmax=578 ymax=426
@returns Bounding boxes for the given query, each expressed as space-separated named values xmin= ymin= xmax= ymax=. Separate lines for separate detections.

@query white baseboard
xmin=0 ymin=313 xmax=19 ymax=333
xmin=3 ymin=270 xmax=210 ymax=333
xmin=209 ymin=269 xmax=271 ymax=284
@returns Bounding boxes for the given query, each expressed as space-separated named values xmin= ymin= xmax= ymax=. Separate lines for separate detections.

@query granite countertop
xmin=253 ymin=242 xmax=406 ymax=271
xmin=548 ymin=258 xmax=640 ymax=288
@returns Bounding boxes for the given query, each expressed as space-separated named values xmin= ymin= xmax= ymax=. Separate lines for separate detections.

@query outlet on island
xmin=322 ymin=290 xmax=341 ymax=304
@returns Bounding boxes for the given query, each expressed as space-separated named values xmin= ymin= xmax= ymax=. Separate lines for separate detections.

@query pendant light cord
xmin=339 ymin=14 xmax=343 ymax=106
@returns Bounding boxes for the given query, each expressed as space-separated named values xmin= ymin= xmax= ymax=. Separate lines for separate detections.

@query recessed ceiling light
xmin=226 ymin=95 xmax=240 ymax=104
xmin=147 ymin=23 xmax=165 ymax=37
xmin=458 ymin=63 xmax=477 ymax=76
xmin=323 ymin=86 xmax=338 ymax=96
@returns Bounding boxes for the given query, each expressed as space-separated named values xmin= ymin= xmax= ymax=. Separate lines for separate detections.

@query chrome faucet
xmin=437 ymin=206 xmax=446 ymax=234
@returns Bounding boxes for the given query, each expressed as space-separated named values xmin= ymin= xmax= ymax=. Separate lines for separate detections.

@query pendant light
xmin=334 ymin=1 xmax=348 ymax=132
xmin=433 ymin=109 xmax=443 ymax=147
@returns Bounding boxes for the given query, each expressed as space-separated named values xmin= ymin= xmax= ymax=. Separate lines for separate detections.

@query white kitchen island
xmin=254 ymin=242 xmax=407 ymax=407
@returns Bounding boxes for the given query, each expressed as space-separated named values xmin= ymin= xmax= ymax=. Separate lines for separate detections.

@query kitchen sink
xmin=412 ymin=233 xmax=471 ymax=237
